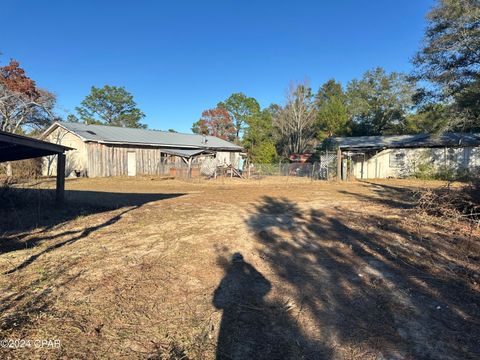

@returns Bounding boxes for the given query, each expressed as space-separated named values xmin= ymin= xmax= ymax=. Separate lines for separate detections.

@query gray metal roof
xmin=326 ymin=133 xmax=480 ymax=150
xmin=45 ymin=122 xmax=243 ymax=151
xmin=160 ymin=148 xmax=213 ymax=158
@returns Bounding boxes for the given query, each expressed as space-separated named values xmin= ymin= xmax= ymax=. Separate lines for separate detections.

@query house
xmin=42 ymin=122 xmax=243 ymax=177
xmin=326 ymin=132 xmax=480 ymax=179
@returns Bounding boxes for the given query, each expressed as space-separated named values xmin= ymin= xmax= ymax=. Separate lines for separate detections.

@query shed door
xmin=127 ymin=152 xmax=136 ymax=176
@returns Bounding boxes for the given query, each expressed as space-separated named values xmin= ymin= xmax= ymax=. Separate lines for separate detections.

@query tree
xmin=218 ymin=93 xmax=260 ymax=141
xmin=273 ymin=82 xmax=316 ymax=155
xmin=66 ymin=114 xmax=79 ymax=122
xmin=74 ymin=85 xmax=146 ymax=128
xmin=0 ymin=59 xmax=57 ymax=177
xmin=404 ymin=104 xmax=450 ymax=134
xmin=0 ymin=59 xmax=56 ymax=133
xmin=242 ymin=109 xmax=277 ymax=163
xmin=192 ymin=118 xmax=209 ymax=135
xmin=192 ymin=107 xmax=236 ymax=141
xmin=315 ymin=79 xmax=350 ymax=139
xmin=346 ymin=68 xmax=415 ymax=135
xmin=413 ymin=0 xmax=480 ymax=129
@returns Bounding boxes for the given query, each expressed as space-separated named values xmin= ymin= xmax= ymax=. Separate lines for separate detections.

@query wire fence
xmin=159 ymin=151 xmax=339 ymax=180
xmin=247 ymin=162 xmax=335 ymax=180
xmin=247 ymin=151 xmax=338 ymax=180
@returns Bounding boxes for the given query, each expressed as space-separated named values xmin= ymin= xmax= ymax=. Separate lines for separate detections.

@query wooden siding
xmin=86 ymin=143 xmax=172 ymax=177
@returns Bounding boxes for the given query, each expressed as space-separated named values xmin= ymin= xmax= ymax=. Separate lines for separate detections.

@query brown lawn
xmin=0 ymin=177 xmax=479 ymax=359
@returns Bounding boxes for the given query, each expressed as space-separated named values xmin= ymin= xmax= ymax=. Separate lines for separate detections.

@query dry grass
xmin=417 ymin=180 xmax=480 ymax=225
xmin=0 ymin=177 xmax=478 ymax=359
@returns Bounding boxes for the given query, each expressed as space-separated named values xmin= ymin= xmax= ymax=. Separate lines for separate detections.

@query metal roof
xmin=44 ymin=122 xmax=243 ymax=151
xmin=160 ymin=148 xmax=213 ymax=158
xmin=326 ymin=133 xmax=480 ymax=151
xmin=0 ymin=130 xmax=73 ymax=162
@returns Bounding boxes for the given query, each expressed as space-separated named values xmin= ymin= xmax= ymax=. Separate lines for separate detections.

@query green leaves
xmin=315 ymin=80 xmax=349 ymax=139
xmin=218 ymin=93 xmax=261 ymax=141
xmin=413 ymin=0 xmax=480 ymax=130
xmin=243 ymin=109 xmax=277 ymax=163
xmin=345 ymin=68 xmax=415 ymax=135
xmin=314 ymin=71 xmax=416 ymax=139
xmin=74 ymin=85 xmax=146 ymax=128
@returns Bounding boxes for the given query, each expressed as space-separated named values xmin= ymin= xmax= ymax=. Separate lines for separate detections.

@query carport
xmin=161 ymin=148 xmax=214 ymax=178
xmin=0 ymin=130 xmax=72 ymax=202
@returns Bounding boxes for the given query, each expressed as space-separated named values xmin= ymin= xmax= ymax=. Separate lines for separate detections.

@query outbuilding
xmin=42 ymin=122 xmax=243 ymax=178
xmin=0 ymin=129 xmax=71 ymax=201
xmin=327 ymin=132 xmax=480 ymax=179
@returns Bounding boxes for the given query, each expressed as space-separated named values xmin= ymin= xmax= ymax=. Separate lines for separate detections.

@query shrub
xmin=417 ymin=178 xmax=480 ymax=224
xmin=0 ymin=158 xmax=43 ymax=181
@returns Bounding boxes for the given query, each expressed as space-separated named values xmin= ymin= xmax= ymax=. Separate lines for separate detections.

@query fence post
xmin=325 ymin=149 xmax=329 ymax=180
xmin=337 ymin=147 xmax=342 ymax=181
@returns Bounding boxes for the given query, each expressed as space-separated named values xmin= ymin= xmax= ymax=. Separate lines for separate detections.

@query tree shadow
xmin=1 ymin=188 xmax=184 ymax=270
xmin=346 ymin=180 xmax=418 ymax=209
xmin=213 ymin=252 xmax=330 ymax=359
xmin=246 ymin=196 xmax=480 ymax=359
xmin=0 ymin=261 xmax=84 ymax=331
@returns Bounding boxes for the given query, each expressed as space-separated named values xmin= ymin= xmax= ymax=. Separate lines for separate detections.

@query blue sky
xmin=1 ymin=0 xmax=435 ymax=133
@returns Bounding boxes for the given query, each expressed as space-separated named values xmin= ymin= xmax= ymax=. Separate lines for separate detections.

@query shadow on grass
xmin=344 ymin=180 xmax=419 ymax=209
xmin=0 ymin=260 xmax=84 ymax=331
xmin=243 ymin=196 xmax=480 ymax=359
xmin=213 ymin=251 xmax=330 ymax=359
xmin=0 ymin=188 xmax=184 ymax=271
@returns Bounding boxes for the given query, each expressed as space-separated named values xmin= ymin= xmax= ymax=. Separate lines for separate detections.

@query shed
xmin=324 ymin=133 xmax=480 ymax=179
xmin=0 ymin=130 xmax=72 ymax=201
xmin=42 ymin=122 xmax=243 ymax=178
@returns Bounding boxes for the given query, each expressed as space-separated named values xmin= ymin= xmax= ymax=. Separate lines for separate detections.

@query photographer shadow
xmin=213 ymin=252 xmax=328 ymax=360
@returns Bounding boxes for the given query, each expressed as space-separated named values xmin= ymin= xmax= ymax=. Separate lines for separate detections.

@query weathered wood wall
xmin=86 ymin=143 xmax=172 ymax=177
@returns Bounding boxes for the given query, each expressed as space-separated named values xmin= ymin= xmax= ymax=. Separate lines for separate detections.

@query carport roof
xmin=0 ymin=130 xmax=72 ymax=162
xmin=325 ymin=132 xmax=480 ymax=151
xmin=160 ymin=148 xmax=213 ymax=158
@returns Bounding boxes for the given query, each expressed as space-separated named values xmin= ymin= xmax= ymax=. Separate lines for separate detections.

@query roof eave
xmin=339 ymin=143 xmax=480 ymax=151
xmin=84 ymin=139 xmax=243 ymax=151
xmin=0 ymin=130 xmax=74 ymax=154
xmin=42 ymin=122 xmax=90 ymax=142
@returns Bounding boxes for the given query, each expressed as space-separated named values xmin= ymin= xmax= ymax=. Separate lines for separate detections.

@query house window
xmin=389 ymin=152 xmax=406 ymax=168
xmin=447 ymin=148 xmax=456 ymax=161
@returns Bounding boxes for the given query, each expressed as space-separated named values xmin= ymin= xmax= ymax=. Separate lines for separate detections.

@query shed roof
xmin=0 ymin=130 xmax=72 ymax=162
xmin=44 ymin=122 xmax=243 ymax=151
xmin=160 ymin=148 xmax=213 ymax=158
xmin=326 ymin=133 xmax=480 ymax=151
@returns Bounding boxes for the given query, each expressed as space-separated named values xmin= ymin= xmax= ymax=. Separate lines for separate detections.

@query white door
xmin=127 ymin=152 xmax=136 ymax=176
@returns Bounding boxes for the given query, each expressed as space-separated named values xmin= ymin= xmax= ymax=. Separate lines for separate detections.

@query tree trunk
xmin=6 ymin=161 xmax=12 ymax=178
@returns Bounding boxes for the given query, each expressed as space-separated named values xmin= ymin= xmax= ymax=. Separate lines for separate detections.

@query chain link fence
xmin=248 ymin=151 xmax=338 ymax=180
xmin=158 ymin=151 xmax=339 ymax=180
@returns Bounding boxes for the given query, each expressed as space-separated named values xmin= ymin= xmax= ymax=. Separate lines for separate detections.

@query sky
xmin=1 ymin=0 xmax=435 ymax=133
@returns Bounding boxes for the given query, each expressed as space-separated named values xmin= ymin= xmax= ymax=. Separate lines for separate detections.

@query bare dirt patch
xmin=0 ymin=177 xmax=478 ymax=359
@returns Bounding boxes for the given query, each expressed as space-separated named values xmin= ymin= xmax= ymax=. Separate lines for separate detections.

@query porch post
xmin=187 ymin=157 xmax=192 ymax=178
xmin=56 ymin=153 xmax=66 ymax=203
xmin=337 ymin=147 xmax=342 ymax=181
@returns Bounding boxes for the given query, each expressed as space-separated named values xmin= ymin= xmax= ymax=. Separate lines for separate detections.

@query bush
xmin=417 ymin=178 xmax=480 ymax=224
xmin=413 ymin=162 xmax=474 ymax=181
xmin=0 ymin=158 xmax=43 ymax=181
xmin=413 ymin=162 xmax=436 ymax=180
